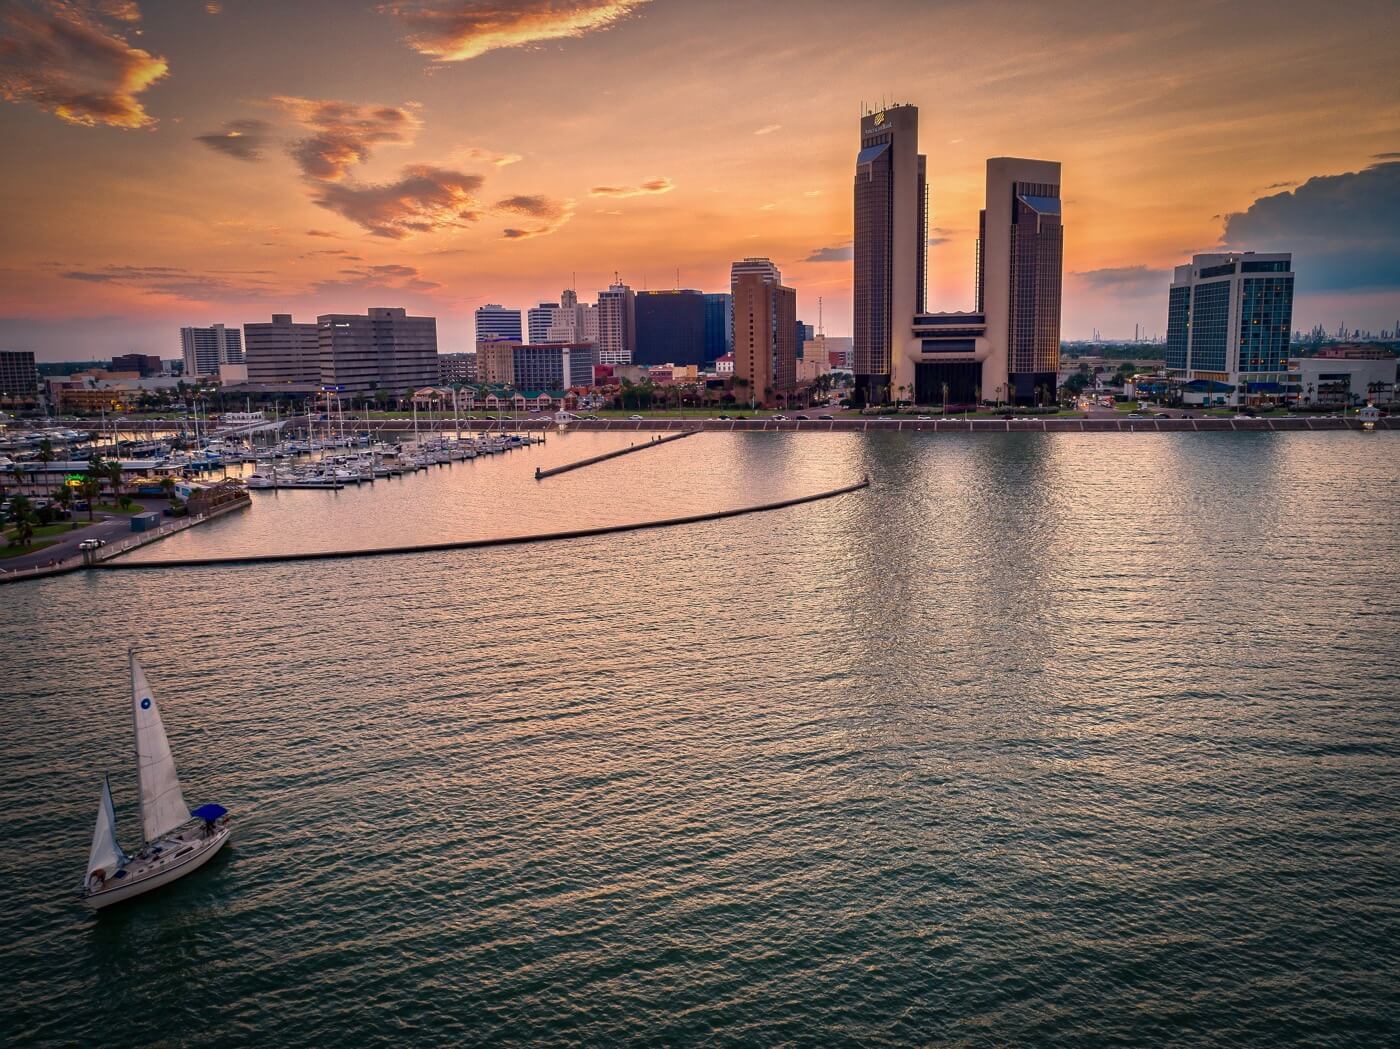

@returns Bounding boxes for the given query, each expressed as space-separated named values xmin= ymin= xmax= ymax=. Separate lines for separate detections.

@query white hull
xmin=82 ymin=821 xmax=232 ymax=909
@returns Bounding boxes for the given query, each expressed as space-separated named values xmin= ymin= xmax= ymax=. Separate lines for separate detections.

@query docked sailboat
xmin=80 ymin=652 xmax=232 ymax=909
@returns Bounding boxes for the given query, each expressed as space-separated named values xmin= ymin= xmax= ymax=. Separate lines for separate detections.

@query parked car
xmin=629 ymin=414 xmax=644 ymax=420
xmin=77 ymin=538 xmax=106 ymax=551
xmin=795 ymin=414 xmax=810 ymax=420
xmin=819 ymin=414 xmax=834 ymax=420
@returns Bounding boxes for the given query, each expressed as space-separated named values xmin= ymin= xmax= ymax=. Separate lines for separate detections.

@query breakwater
xmin=535 ymin=429 xmax=700 ymax=479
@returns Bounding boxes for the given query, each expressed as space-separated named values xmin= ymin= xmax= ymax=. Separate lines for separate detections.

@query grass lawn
xmin=94 ymin=502 xmax=141 ymax=515
xmin=4 ymin=521 xmax=81 ymax=542
xmin=0 ymin=537 xmax=60 ymax=559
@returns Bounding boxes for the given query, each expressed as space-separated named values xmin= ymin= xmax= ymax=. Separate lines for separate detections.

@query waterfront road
xmin=0 ymin=497 xmax=166 ymax=575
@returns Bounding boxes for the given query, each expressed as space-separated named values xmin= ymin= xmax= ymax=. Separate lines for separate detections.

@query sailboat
xmin=80 ymin=651 xmax=233 ymax=909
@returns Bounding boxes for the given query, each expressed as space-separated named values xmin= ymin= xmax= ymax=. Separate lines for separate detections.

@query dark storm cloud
xmin=1222 ymin=160 xmax=1400 ymax=291
xmin=195 ymin=118 xmax=272 ymax=161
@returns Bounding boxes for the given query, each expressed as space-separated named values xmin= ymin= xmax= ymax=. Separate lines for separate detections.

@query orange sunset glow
xmin=1 ymin=0 xmax=1397 ymax=358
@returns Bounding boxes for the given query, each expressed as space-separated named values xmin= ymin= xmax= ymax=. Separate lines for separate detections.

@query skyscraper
xmin=474 ymin=304 xmax=523 ymax=343
xmin=179 ymin=324 xmax=243 ymax=378
xmin=732 ymin=263 xmax=796 ymax=408
xmin=730 ymin=257 xmax=783 ymax=287
xmin=850 ymin=104 xmax=1064 ymax=407
xmin=635 ymin=289 xmax=706 ymax=366
xmin=703 ymin=292 xmax=733 ymax=362
xmin=318 ymin=307 xmax=438 ymax=392
xmin=244 ymin=314 xmax=320 ymax=384
xmin=596 ymin=281 xmax=636 ymax=365
xmin=978 ymin=158 xmax=1063 ymax=404
xmin=852 ymin=104 xmax=926 ymax=405
xmin=1165 ymin=252 xmax=1294 ymax=405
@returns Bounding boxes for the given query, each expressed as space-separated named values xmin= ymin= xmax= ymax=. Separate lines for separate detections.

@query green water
xmin=3 ymin=432 xmax=1397 ymax=1046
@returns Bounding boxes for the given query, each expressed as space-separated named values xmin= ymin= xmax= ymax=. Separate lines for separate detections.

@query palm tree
xmin=7 ymin=496 xmax=34 ymax=549
xmin=52 ymin=483 xmax=76 ymax=528
xmin=79 ymin=476 xmax=102 ymax=522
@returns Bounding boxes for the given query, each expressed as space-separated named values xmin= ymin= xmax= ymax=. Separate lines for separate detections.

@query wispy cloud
xmin=804 ymin=244 xmax=853 ymax=263
xmin=314 ymin=262 xmax=440 ymax=294
xmin=453 ymin=145 xmax=523 ymax=167
xmin=754 ymin=124 xmax=781 ymax=135
xmin=310 ymin=165 xmax=485 ymax=239
xmin=588 ymin=177 xmax=673 ymax=198
xmin=382 ymin=0 xmax=650 ymax=62
xmin=272 ymin=96 xmax=422 ymax=181
xmin=59 ymin=264 xmax=275 ymax=300
xmin=495 ymin=194 xmax=573 ymax=239
xmin=196 ymin=118 xmax=273 ymax=161
xmin=1072 ymin=265 xmax=1169 ymax=290
xmin=0 ymin=0 xmax=169 ymax=128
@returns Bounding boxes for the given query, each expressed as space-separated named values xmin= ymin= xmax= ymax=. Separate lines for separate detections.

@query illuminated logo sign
xmin=873 ymin=110 xmax=886 ymax=126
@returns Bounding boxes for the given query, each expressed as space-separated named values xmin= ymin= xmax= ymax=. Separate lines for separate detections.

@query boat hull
xmin=82 ymin=823 xmax=232 ymax=909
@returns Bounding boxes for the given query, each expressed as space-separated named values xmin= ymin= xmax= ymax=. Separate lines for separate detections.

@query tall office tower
xmin=703 ymin=292 xmax=733 ymax=361
xmin=596 ymin=281 xmax=636 ymax=365
xmin=317 ymin=307 xmax=438 ymax=392
xmin=1165 ymin=252 xmax=1294 ymax=405
xmin=635 ymin=289 xmax=706 ymax=366
xmin=578 ymin=302 xmax=600 ymax=342
xmin=852 ymin=104 xmax=926 ymax=405
xmin=795 ymin=320 xmax=815 ymax=355
xmin=977 ymin=158 xmax=1063 ymax=404
xmin=0 ymin=350 xmax=39 ymax=396
xmin=243 ymin=314 xmax=320 ymax=383
xmin=179 ymin=323 xmax=243 ymax=378
xmin=730 ymin=257 xmax=782 ymax=288
xmin=474 ymin=304 xmax=523 ymax=343
xmin=527 ymin=302 xmax=560 ymax=343
xmin=560 ymin=288 xmax=578 ymax=310
xmin=732 ymin=270 xmax=796 ymax=408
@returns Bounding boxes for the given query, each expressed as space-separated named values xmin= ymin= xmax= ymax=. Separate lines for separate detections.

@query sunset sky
xmin=1 ymin=0 xmax=1397 ymax=360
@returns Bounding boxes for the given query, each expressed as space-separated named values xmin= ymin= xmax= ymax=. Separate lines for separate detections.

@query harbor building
xmin=732 ymin=262 xmax=796 ymax=408
xmin=703 ymin=292 xmax=733 ymax=361
xmin=635 ymin=290 xmax=706 ymax=366
xmin=1165 ymin=252 xmax=1294 ymax=406
xmin=317 ymin=308 xmax=438 ymax=393
xmin=179 ymin=324 xmax=243 ymax=378
xmin=0 ymin=350 xmax=40 ymax=398
xmin=243 ymin=314 xmax=320 ymax=384
xmin=474 ymin=304 xmax=523 ymax=343
xmin=851 ymin=103 xmax=1063 ymax=406
xmin=596 ymin=281 xmax=636 ymax=365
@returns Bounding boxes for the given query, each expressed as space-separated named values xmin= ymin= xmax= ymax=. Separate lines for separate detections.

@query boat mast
xmin=128 ymin=647 xmax=146 ymax=844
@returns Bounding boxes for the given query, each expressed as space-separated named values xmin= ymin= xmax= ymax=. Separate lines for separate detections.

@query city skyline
xmin=1 ymin=0 xmax=1398 ymax=361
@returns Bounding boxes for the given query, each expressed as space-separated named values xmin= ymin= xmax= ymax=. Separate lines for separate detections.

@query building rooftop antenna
xmin=818 ymin=296 xmax=824 ymax=336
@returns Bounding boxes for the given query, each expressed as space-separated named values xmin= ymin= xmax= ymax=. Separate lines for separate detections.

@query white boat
xmin=80 ymin=652 xmax=232 ymax=909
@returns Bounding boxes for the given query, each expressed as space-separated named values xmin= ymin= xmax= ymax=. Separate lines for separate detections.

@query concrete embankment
xmin=96 ymin=477 xmax=870 ymax=571
xmin=535 ymin=429 xmax=700 ymax=479
xmin=370 ymin=416 xmax=1394 ymax=434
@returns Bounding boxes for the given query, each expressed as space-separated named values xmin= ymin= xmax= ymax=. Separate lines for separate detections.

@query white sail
xmin=86 ymin=775 xmax=126 ymax=881
xmin=131 ymin=652 xmax=190 ymax=842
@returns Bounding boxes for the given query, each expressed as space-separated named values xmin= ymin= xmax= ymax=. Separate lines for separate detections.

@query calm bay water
xmin=2 ymin=432 xmax=1398 ymax=1046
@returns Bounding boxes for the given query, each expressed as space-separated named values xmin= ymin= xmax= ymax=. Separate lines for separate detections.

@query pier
xmin=534 ymin=429 xmax=700 ymax=479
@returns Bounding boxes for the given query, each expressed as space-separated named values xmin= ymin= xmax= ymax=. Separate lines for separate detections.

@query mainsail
xmin=86 ymin=774 xmax=126 ymax=880
xmin=131 ymin=652 xmax=190 ymax=842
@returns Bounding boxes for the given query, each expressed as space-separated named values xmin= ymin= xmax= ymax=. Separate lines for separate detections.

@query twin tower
xmin=853 ymin=104 xmax=1063 ymax=407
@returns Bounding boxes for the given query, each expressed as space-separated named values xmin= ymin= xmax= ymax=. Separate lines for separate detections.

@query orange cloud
xmin=383 ymin=0 xmax=649 ymax=62
xmin=0 ymin=0 xmax=169 ymax=128
xmin=310 ymin=165 xmax=485 ymax=239
xmin=495 ymin=193 xmax=573 ymax=239
xmin=588 ymin=177 xmax=673 ymax=198
xmin=272 ymin=96 xmax=422 ymax=181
